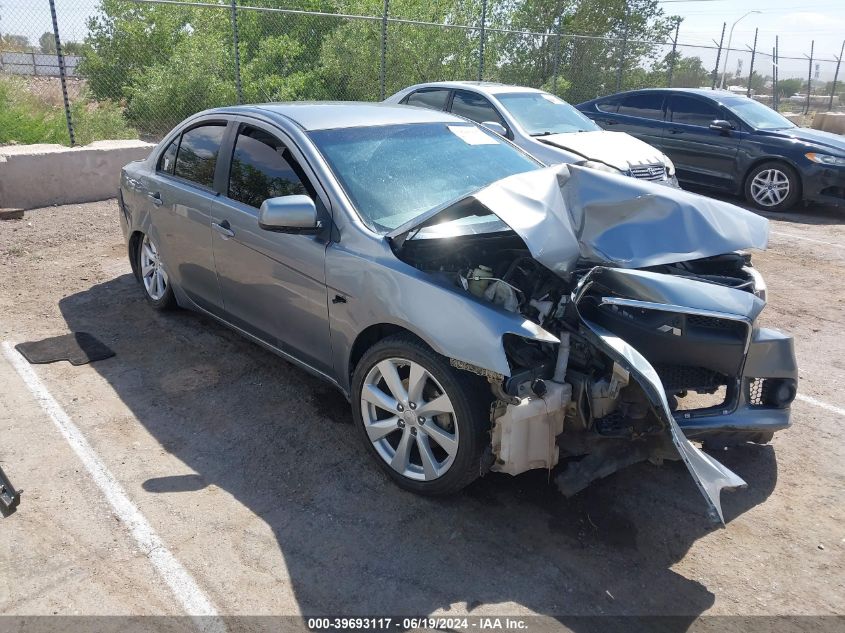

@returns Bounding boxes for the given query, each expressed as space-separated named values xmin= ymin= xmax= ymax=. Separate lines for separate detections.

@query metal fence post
xmin=772 ymin=46 xmax=777 ymax=110
xmin=746 ymin=27 xmax=757 ymax=98
xmin=829 ymin=40 xmax=844 ymax=112
xmin=615 ymin=1 xmax=630 ymax=92
xmin=711 ymin=22 xmax=726 ymax=90
xmin=478 ymin=0 xmax=488 ymax=82
xmin=806 ymin=40 xmax=814 ymax=114
xmin=551 ymin=15 xmax=562 ymax=94
xmin=48 ymin=0 xmax=75 ymax=146
xmin=230 ymin=0 xmax=243 ymax=104
xmin=666 ymin=18 xmax=680 ymax=88
xmin=379 ymin=0 xmax=389 ymax=100
xmin=774 ymin=35 xmax=779 ymax=110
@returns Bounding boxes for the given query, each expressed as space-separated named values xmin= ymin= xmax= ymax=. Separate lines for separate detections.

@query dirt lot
xmin=0 ymin=197 xmax=844 ymax=627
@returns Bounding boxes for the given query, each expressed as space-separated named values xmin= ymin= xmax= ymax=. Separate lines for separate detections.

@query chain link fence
xmin=1 ymin=0 xmax=843 ymax=146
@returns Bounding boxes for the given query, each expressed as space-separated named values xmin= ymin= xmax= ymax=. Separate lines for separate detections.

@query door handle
xmin=212 ymin=220 xmax=235 ymax=240
xmin=604 ymin=120 xmax=618 ymax=126
xmin=147 ymin=192 xmax=163 ymax=207
xmin=669 ymin=129 xmax=683 ymax=135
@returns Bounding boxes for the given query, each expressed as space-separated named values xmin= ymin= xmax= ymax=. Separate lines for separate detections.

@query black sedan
xmin=577 ymin=88 xmax=845 ymax=211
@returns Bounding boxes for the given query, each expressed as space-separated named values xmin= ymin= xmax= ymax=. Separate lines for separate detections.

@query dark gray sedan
xmin=119 ymin=103 xmax=797 ymax=524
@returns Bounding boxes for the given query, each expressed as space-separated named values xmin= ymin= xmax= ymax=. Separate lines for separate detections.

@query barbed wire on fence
xmin=0 ymin=0 xmax=843 ymax=145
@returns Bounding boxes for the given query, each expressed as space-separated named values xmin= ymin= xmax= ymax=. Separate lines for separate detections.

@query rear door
xmin=144 ymin=121 xmax=228 ymax=313
xmin=663 ymin=94 xmax=742 ymax=190
xmin=210 ymin=120 xmax=334 ymax=374
xmin=609 ymin=92 xmax=669 ymax=149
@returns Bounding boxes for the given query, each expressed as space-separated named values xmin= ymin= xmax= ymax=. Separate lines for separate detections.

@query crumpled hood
xmin=391 ymin=164 xmax=769 ymax=275
xmin=538 ymin=130 xmax=668 ymax=170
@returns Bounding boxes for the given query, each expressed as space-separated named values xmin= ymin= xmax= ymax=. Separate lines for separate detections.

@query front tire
xmin=137 ymin=233 xmax=175 ymax=310
xmin=351 ymin=334 xmax=491 ymax=495
xmin=744 ymin=161 xmax=801 ymax=211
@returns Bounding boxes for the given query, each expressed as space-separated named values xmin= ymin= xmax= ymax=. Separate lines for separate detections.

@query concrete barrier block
xmin=0 ymin=139 xmax=154 ymax=210
xmin=821 ymin=112 xmax=845 ymax=135
xmin=812 ymin=112 xmax=828 ymax=130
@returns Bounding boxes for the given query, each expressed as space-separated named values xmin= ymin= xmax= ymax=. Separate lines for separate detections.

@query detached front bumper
xmin=677 ymin=327 xmax=798 ymax=439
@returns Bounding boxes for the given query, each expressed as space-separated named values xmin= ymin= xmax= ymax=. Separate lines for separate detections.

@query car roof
xmin=206 ymin=102 xmax=467 ymax=131
xmin=402 ymin=81 xmax=547 ymax=96
xmin=590 ymin=87 xmax=747 ymax=104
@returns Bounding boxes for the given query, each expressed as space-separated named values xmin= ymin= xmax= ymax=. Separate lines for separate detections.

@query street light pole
xmin=720 ymin=10 xmax=761 ymax=89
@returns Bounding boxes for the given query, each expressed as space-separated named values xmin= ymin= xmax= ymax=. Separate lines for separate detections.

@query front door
xmin=210 ymin=122 xmax=334 ymax=375
xmin=662 ymin=94 xmax=742 ymax=190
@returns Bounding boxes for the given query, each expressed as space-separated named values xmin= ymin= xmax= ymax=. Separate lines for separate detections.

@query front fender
xmin=326 ymin=244 xmax=558 ymax=392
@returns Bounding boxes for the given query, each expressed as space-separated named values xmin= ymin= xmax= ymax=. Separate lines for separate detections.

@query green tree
xmin=777 ymin=78 xmax=803 ymax=98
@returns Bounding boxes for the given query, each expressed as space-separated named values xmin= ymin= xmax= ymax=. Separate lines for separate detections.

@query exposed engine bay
xmin=393 ymin=222 xmax=795 ymax=525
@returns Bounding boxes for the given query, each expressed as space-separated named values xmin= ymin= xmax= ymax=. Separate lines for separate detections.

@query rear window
xmin=617 ymin=94 xmax=665 ymax=120
xmin=596 ymin=99 xmax=620 ymax=113
xmin=406 ymin=89 xmax=450 ymax=111
xmin=173 ymin=124 xmax=226 ymax=188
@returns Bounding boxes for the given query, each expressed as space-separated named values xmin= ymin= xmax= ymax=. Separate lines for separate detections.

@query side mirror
xmin=481 ymin=121 xmax=508 ymax=137
xmin=709 ymin=119 xmax=733 ymax=133
xmin=258 ymin=195 xmax=321 ymax=233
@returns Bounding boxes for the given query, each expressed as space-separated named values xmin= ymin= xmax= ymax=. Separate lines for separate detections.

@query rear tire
xmin=137 ymin=233 xmax=175 ymax=310
xmin=744 ymin=161 xmax=801 ymax=211
xmin=351 ymin=334 xmax=491 ymax=495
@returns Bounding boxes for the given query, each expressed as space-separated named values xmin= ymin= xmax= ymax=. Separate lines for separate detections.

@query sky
xmin=2 ymin=0 xmax=844 ymax=81
xmin=661 ymin=0 xmax=845 ymax=81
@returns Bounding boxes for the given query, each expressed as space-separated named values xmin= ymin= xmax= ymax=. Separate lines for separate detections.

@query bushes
xmin=0 ymin=75 xmax=137 ymax=146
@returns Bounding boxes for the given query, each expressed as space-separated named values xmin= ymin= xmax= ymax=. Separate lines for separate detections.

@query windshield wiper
xmin=532 ymin=131 xmax=555 ymax=137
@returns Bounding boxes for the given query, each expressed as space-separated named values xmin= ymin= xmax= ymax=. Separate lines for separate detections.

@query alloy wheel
xmin=750 ymin=168 xmax=790 ymax=207
xmin=140 ymin=234 xmax=169 ymax=301
xmin=360 ymin=357 xmax=459 ymax=481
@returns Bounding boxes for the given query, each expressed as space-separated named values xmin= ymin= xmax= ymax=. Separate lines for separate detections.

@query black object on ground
xmin=15 ymin=332 xmax=115 ymax=366
xmin=0 ymin=465 xmax=21 ymax=517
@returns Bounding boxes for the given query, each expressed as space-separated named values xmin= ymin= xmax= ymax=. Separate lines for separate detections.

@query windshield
xmin=725 ymin=99 xmax=795 ymax=130
xmin=309 ymin=123 xmax=539 ymax=232
xmin=496 ymin=92 xmax=601 ymax=135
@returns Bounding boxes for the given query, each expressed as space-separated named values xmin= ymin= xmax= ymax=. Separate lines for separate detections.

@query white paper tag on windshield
xmin=448 ymin=125 xmax=498 ymax=145
xmin=541 ymin=94 xmax=563 ymax=104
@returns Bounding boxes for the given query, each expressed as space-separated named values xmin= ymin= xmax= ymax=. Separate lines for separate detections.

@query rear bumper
xmin=803 ymin=164 xmax=845 ymax=207
xmin=677 ymin=327 xmax=798 ymax=438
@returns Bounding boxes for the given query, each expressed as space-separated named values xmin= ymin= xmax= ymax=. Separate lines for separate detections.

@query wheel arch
xmin=347 ymin=323 xmax=429 ymax=380
xmin=743 ymin=155 xmax=804 ymax=200
xmin=128 ymin=230 xmax=144 ymax=281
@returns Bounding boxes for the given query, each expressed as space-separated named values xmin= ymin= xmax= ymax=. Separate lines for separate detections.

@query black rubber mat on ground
xmin=15 ymin=332 xmax=115 ymax=366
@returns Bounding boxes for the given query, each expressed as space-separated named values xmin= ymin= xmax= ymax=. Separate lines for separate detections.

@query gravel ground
xmin=0 ymin=197 xmax=843 ymax=625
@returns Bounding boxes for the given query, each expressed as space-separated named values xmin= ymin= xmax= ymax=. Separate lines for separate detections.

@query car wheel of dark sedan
xmin=138 ymin=233 xmax=175 ymax=310
xmin=744 ymin=161 xmax=801 ymax=211
xmin=352 ymin=334 xmax=490 ymax=495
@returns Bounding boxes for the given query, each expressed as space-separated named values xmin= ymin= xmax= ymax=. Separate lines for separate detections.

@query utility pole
xmin=829 ymin=40 xmax=844 ymax=112
xmin=721 ymin=11 xmax=761 ymax=89
xmin=712 ymin=22 xmax=726 ymax=89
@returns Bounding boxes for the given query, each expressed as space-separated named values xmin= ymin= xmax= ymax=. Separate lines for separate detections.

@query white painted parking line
xmin=770 ymin=231 xmax=844 ymax=250
xmin=796 ymin=393 xmax=845 ymax=417
xmin=1 ymin=342 xmax=226 ymax=633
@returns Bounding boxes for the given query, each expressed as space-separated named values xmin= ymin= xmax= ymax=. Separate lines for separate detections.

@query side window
xmin=173 ymin=123 xmax=226 ymax=188
xmin=617 ymin=93 xmax=665 ymax=120
xmin=228 ymin=126 xmax=312 ymax=209
xmin=406 ymin=89 xmax=450 ymax=111
xmin=670 ymin=95 xmax=720 ymax=127
xmin=157 ymin=138 xmax=178 ymax=174
xmin=450 ymin=91 xmax=505 ymax=126
xmin=597 ymin=98 xmax=620 ymax=113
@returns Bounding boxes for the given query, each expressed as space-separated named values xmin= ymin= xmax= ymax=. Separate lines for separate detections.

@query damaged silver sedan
xmin=119 ymin=103 xmax=797 ymax=525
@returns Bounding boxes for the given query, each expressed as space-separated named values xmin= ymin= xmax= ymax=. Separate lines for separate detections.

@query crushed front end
xmin=390 ymin=164 xmax=797 ymax=524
